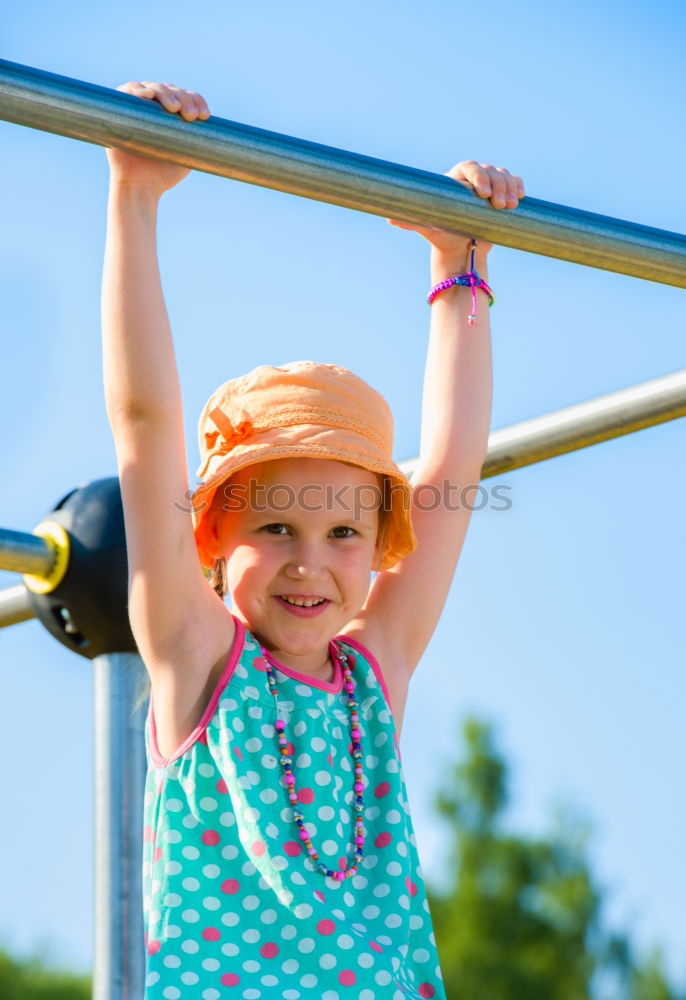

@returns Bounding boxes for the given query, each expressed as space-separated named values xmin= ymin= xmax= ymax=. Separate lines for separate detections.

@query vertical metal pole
xmin=92 ymin=652 xmax=148 ymax=999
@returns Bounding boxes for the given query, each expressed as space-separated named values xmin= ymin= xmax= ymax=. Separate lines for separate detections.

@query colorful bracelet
xmin=427 ymin=239 xmax=495 ymax=326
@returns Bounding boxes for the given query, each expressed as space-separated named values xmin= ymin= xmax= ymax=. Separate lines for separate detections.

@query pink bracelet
xmin=427 ymin=239 xmax=495 ymax=326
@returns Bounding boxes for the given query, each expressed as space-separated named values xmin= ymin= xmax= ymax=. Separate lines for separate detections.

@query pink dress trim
xmin=257 ymin=636 xmax=345 ymax=694
xmin=337 ymin=632 xmax=396 ymax=726
xmin=148 ymin=617 xmax=396 ymax=766
xmin=248 ymin=621 xmax=392 ymax=715
xmin=148 ymin=616 xmax=246 ymax=768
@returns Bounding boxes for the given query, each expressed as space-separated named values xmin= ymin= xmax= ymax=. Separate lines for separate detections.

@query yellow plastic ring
xmin=22 ymin=520 xmax=71 ymax=594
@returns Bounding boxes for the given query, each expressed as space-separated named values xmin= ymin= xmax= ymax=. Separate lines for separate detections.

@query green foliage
xmin=0 ymin=941 xmax=91 ymax=1000
xmin=629 ymin=946 xmax=684 ymax=1000
xmin=426 ymin=716 xmax=684 ymax=1000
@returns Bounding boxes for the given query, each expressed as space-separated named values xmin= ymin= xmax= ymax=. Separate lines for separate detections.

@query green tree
xmin=426 ymin=716 xmax=684 ymax=1000
xmin=0 ymin=941 xmax=91 ymax=1000
xmin=628 ymin=946 xmax=683 ymax=1000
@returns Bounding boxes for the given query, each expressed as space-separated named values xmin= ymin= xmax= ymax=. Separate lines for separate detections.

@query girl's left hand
xmin=387 ymin=160 xmax=525 ymax=256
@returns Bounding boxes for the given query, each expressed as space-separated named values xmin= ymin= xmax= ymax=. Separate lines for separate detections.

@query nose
xmin=284 ymin=538 xmax=327 ymax=580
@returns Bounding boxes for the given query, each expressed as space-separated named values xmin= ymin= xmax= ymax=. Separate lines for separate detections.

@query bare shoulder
xmin=337 ymin=612 xmax=411 ymax=738
xmin=144 ymin=582 xmax=237 ymax=681
xmin=145 ymin=592 xmax=239 ymax=762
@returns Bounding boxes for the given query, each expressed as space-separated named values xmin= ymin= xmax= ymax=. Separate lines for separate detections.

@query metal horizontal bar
xmin=0 ymin=526 xmax=56 ymax=576
xmin=399 ymin=368 xmax=686 ymax=480
xmin=1 ymin=59 xmax=686 ymax=287
xmin=0 ymin=582 xmax=35 ymax=627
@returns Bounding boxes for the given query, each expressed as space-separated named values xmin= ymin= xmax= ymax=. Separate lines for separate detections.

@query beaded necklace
xmin=254 ymin=640 xmax=365 ymax=881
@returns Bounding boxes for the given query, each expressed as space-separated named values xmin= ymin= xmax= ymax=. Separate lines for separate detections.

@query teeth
xmin=280 ymin=596 xmax=326 ymax=607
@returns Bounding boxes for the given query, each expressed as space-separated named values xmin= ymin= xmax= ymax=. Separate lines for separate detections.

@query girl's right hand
xmin=105 ymin=81 xmax=211 ymax=195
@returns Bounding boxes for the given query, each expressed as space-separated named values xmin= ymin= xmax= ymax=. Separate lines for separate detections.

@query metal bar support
xmin=399 ymin=368 xmax=686 ymax=480
xmin=1 ymin=58 xmax=685 ymax=287
xmin=0 ymin=582 xmax=35 ymax=626
xmin=0 ymin=527 xmax=55 ymax=576
xmin=92 ymin=652 xmax=147 ymax=1000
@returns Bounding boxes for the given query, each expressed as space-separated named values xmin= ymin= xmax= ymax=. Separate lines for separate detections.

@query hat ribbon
xmin=204 ymin=405 xmax=255 ymax=457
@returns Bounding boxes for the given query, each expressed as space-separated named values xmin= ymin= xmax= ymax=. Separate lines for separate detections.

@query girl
xmin=102 ymin=80 xmax=524 ymax=1000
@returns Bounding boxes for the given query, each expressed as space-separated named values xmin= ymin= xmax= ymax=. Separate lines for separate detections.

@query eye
xmin=331 ymin=526 xmax=357 ymax=538
xmin=263 ymin=523 xmax=289 ymax=535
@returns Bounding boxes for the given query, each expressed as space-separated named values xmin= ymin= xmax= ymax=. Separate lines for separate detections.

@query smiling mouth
xmin=272 ymin=595 xmax=333 ymax=618
xmin=277 ymin=595 xmax=328 ymax=607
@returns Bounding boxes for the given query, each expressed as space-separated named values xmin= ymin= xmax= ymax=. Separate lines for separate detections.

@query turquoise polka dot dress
xmin=143 ymin=614 xmax=446 ymax=999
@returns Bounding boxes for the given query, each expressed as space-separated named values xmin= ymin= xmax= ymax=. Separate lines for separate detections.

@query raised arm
xmin=102 ymin=82 xmax=208 ymax=422
xmin=101 ymin=83 xmax=233 ymax=680
xmin=354 ymin=161 xmax=525 ymax=675
xmin=102 ymin=179 xmax=181 ymax=423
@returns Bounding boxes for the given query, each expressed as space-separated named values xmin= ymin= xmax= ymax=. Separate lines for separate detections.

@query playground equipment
xmin=0 ymin=58 xmax=684 ymax=1000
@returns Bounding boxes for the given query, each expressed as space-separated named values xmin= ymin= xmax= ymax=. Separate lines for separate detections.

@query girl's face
xmin=216 ymin=458 xmax=382 ymax=663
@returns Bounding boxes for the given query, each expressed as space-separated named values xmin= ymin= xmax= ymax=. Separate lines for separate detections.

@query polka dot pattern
xmin=142 ymin=619 xmax=445 ymax=998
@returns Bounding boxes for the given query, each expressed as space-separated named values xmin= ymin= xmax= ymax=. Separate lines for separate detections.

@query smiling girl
xmin=102 ymin=78 xmax=524 ymax=999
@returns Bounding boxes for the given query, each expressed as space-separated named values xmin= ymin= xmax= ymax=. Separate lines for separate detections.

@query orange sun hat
xmin=190 ymin=360 xmax=417 ymax=572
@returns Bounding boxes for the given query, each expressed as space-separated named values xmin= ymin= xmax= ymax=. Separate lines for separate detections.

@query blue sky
xmin=1 ymin=0 xmax=684 ymax=988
